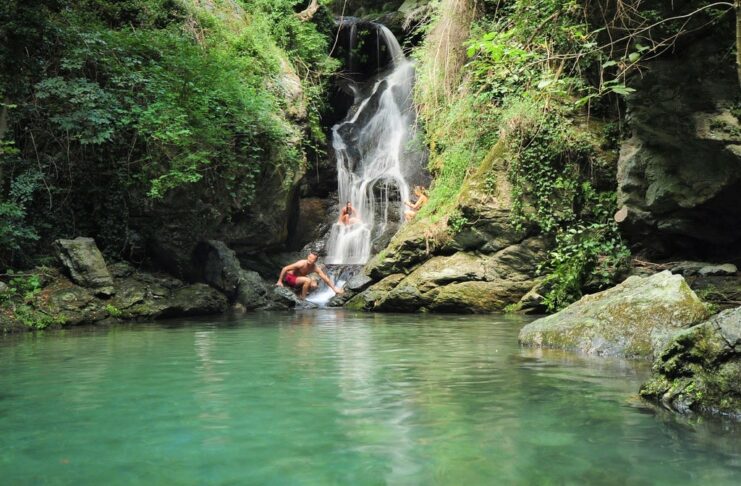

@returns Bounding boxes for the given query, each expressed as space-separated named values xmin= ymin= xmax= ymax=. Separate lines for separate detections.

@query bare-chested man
xmin=276 ymin=252 xmax=344 ymax=299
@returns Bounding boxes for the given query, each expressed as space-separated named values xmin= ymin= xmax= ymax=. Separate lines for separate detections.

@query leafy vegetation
xmin=0 ymin=0 xmax=338 ymax=266
xmin=0 ymin=270 xmax=66 ymax=329
xmin=411 ymin=0 xmax=656 ymax=310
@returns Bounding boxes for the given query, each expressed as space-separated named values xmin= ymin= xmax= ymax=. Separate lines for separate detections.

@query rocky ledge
xmin=640 ymin=307 xmax=740 ymax=419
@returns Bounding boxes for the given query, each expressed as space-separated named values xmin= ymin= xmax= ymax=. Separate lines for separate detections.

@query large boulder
xmin=364 ymin=237 xmax=546 ymax=313
xmin=53 ymin=237 xmax=115 ymax=297
xmin=193 ymin=239 xmax=272 ymax=310
xmin=111 ymin=273 xmax=227 ymax=319
xmin=194 ymin=240 xmax=243 ymax=298
xmin=640 ymin=307 xmax=741 ymax=419
xmin=518 ymin=271 xmax=709 ymax=358
xmin=616 ymin=29 xmax=741 ymax=259
xmin=235 ymin=269 xmax=270 ymax=310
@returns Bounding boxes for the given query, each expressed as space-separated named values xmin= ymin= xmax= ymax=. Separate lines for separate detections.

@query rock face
xmin=194 ymin=239 xmax=275 ymax=310
xmin=616 ymin=30 xmax=741 ymax=260
xmin=353 ymin=142 xmax=544 ymax=313
xmin=518 ymin=271 xmax=709 ymax=358
xmin=0 ymin=264 xmax=229 ymax=330
xmin=53 ymin=237 xmax=115 ymax=297
xmin=640 ymin=307 xmax=741 ymax=419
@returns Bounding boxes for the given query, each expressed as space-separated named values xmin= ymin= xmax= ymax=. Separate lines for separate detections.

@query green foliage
xmin=538 ymin=193 xmax=631 ymax=312
xmin=503 ymin=99 xmax=630 ymax=311
xmin=105 ymin=304 xmax=122 ymax=318
xmin=0 ymin=0 xmax=337 ymax=264
xmin=447 ymin=211 xmax=469 ymax=235
xmin=413 ymin=0 xmax=634 ymax=312
xmin=0 ymin=270 xmax=64 ymax=329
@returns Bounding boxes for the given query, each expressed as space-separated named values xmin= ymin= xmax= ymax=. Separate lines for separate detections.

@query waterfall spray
xmin=308 ymin=22 xmax=423 ymax=305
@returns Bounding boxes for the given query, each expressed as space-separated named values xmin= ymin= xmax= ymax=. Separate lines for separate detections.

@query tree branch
xmin=296 ymin=0 xmax=320 ymax=22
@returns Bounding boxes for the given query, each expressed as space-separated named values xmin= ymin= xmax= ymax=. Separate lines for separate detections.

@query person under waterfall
xmin=338 ymin=201 xmax=360 ymax=225
xmin=276 ymin=251 xmax=344 ymax=299
xmin=404 ymin=186 xmax=428 ymax=222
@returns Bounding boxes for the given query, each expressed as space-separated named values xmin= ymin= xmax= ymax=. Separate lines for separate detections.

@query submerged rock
xmin=640 ymin=307 xmax=741 ymax=419
xmin=518 ymin=271 xmax=708 ymax=358
xmin=53 ymin=237 xmax=115 ymax=297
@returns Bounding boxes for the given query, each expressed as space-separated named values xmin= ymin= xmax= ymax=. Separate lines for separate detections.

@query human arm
xmin=315 ymin=266 xmax=344 ymax=294
xmin=276 ymin=261 xmax=299 ymax=286
xmin=412 ymin=195 xmax=428 ymax=210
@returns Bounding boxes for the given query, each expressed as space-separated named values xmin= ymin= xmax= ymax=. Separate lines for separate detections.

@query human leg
xmin=294 ymin=276 xmax=316 ymax=299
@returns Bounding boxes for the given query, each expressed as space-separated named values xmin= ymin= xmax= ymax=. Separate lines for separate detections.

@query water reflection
xmin=0 ymin=311 xmax=738 ymax=485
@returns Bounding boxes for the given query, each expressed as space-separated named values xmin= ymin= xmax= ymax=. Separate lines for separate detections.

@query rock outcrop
xmin=518 ymin=271 xmax=709 ymax=358
xmin=352 ymin=139 xmax=544 ymax=313
xmin=640 ymin=307 xmax=741 ymax=419
xmin=1 ymin=262 xmax=228 ymax=331
xmin=53 ymin=237 xmax=115 ymax=297
xmin=194 ymin=240 xmax=271 ymax=310
xmin=616 ymin=30 xmax=741 ymax=260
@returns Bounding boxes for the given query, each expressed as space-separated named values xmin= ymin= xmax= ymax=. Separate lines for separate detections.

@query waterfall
xmin=324 ymin=24 xmax=416 ymax=266
xmin=307 ymin=22 xmax=424 ymax=306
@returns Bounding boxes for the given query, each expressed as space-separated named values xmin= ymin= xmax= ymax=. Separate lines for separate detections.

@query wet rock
xmin=327 ymin=273 xmax=373 ymax=307
xmin=194 ymin=240 xmax=243 ymax=298
xmin=109 ymin=261 xmax=135 ymax=279
xmin=519 ymin=271 xmax=709 ymax=358
xmin=671 ymin=261 xmax=711 ymax=276
xmin=53 ymin=237 xmax=115 ymax=297
xmin=158 ymin=284 xmax=228 ymax=318
xmin=672 ymin=261 xmax=738 ymax=277
xmin=269 ymin=286 xmax=317 ymax=310
xmin=46 ymin=284 xmax=104 ymax=325
xmin=290 ymin=198 xmax=334 ymax=251
xmin=346 ymin=274 xmax=405 ymax=311
xmin=640 ymin=307 xmax=741 ymax=419
xmin=698 ymin=264 xmax=737 ymax=277
xmin=346 ymin=273 xmax=374 ymax=293
xmin=426 ymin=280 xmax=534 ymax=313
xmin=235 ymin=269 xmax=269 ymax=310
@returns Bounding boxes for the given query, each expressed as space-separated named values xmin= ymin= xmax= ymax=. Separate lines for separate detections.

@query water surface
xmin=1 ymin=311 xmax=738 ymax=484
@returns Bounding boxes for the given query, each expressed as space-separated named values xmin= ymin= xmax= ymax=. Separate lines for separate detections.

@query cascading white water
xmin=324 ymin=24 xmax=415 ymax=266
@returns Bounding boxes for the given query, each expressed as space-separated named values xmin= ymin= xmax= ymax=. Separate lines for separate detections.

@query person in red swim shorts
xmin=276 ymin=251 xmax=344 ymax=300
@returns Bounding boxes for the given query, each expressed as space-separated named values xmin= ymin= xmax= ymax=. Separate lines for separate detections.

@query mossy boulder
xmin=53 ymin=237 xmax=115 ymax=297
xmin=518 ymin=271 xmax=709 ymax=358
xmin=640 ymin=307 xmax=741 ymax=419
xmin=361 ymin=238 xmax=545 ymax=313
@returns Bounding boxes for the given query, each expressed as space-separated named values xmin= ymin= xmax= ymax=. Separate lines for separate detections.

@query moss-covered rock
xmin=640 ymin=307 xmax=741 ymax=419
xmin=346 ymin=274 xmax=406 ymax=311
xmin=53 ymin=237 xmax=115 ymax=297
xmin=1 ymin=265 xmax=228 ymax=332
xmin=518 ymin=271 xmax=708 ymax=358
xmin=363 ymin=237 xmax=545 ymax=313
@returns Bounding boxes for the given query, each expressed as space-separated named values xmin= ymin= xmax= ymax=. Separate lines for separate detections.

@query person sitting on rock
xmin=276 ymin=251 xmax=344 ymax=299
xmin=339 ymin=201 xmax=360 ymax=225
xmin=404 ymin=186 xmax=428 ymax=222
